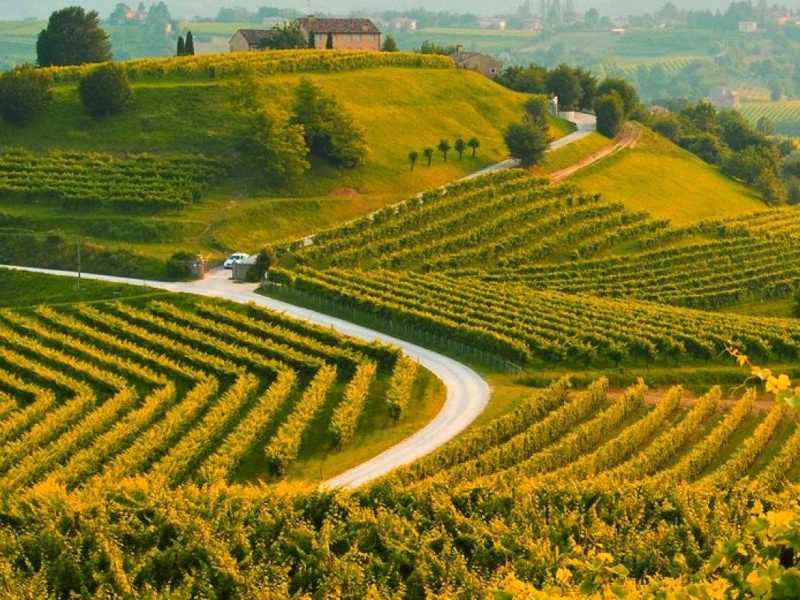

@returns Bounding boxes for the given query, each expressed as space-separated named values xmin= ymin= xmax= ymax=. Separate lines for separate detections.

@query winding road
xmin=0 ymin=265 xmax=490 ymax=489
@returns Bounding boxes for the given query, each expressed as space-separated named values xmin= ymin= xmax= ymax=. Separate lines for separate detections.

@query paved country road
xmin=0 ymin=265 xmax=491 ymax=489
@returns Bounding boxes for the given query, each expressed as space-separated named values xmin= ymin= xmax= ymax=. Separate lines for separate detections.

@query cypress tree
xmin=177 ymin=35 xmax=185 ymax=56
xmin=326 ymin=33 xmax=333 ymax=49
xmin=185 ymin=31 xmax=195 ymax=56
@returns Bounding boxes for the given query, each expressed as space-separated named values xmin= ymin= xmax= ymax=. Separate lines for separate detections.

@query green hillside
xmin=571 ymin=128 xmax=764 ymax=225
xmin=0 ymin=58 xmax=560 ymax=274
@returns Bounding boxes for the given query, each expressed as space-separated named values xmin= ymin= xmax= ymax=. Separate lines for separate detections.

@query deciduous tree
xmin=37 ymin=7 xmax=111 ymax=67
xmin=504 ymin=122 xmax=549 ymax=167
xmin=79 ymin=63 xmax=132 ymax=117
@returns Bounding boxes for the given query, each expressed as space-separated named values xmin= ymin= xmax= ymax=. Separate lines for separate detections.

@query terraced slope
xmin=0 ymin=298 xmax=437 ymax=490
xmin=389 ymin=378 xmax=799 ymax=493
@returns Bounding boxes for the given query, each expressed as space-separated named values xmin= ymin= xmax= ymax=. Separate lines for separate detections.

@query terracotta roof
xmin=297 ymin=18 xmax=380 ymax=35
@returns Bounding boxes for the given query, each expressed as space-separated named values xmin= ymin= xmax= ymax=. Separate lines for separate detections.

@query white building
xmin=738 ymin=21 xmax=758 ymax=33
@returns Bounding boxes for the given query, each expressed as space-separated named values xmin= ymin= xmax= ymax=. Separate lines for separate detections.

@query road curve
xmin=0 ymin=265 xmax=491 ymax=489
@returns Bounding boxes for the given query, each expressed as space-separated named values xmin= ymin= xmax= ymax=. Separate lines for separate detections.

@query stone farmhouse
xmin=230 ymin=18 xmax=381 ymax=52
xmin=453 ymin=49 xmax=503 ymax=79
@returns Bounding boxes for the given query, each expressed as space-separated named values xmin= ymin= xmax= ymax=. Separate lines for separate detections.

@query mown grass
xmin=0 ymin=269 xmax=158 ymax=307
xmin=572 ymin=128 xmax=765 ymax=225
xmin=0 ymin=67 xmax=541 ymax=264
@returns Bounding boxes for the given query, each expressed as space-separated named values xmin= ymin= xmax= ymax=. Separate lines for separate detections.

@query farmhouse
xmin=297 ymin=18 xmax=381 ymax=51
xmin=229 ymin=29 xmax=274 ymax=52
xmin=230 ymin=18 xmax=382 ymax=52
xmin=453 ymin=49 xmax=503 ymax=79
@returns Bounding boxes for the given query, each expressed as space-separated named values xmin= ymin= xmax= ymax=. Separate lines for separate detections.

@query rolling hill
xmin=0 ymin=51 xmax=574 ymax=275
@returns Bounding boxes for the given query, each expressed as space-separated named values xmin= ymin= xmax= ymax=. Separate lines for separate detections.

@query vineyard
xmin=297 ymin=171 xmax=670 ymax=270
xmin=0 ymin=148 xmax=227 ymax=211
xmin=40 ymin=49 xmax=453 ymax=83
xmin=741 ymin=100 xmax=800 ymax=135
xmin=0 ymin=297 xmax=431 ymax=491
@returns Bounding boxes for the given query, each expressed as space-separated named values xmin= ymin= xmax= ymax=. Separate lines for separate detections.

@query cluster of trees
xmin=497 ymin=63 xmax=640 ymax=139
xmin=407 ymin=138 xmax=480 ymax=170
xmin=257 ymin=23 xmax=308 ymax=50
xmin=377 ymin=8 xmax=479 ymax=29
xmin=106 ymin=2 xmax=177 ymax=59
xmin=650 ymin=102 xmax=791 ymax=203
xmin=176 ymin=32 xmax=195 ymax=56
xmin=496 ymin=63 xmax=597 ymax=111
xmin=641 ymin=1 xmax=784 ymax=31
xmin=242 ymin=77 xmax=367 ymax=186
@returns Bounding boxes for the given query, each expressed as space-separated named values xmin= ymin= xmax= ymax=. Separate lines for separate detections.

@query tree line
xmin=407 ymin=138 xmax=480 ymax=170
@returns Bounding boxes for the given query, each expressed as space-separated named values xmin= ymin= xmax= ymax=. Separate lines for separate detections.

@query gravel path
xmin=0 ymin=265 xmax=491 ymax=489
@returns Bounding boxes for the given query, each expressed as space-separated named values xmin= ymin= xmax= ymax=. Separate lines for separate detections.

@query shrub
xmin=594 ymin=93 xmax=625 ymax=138
xmin=0 ymin=65 xmax=53 ymax=124
xmin=79 ymin=63 xmax=132 ymax=117
xmin=247 ymin=248 xmax=277 ymax=282
xmin=504 ymin=122 xmax=549 ymax=168
xmin=166 ymin=251 xmax=199 ymax=280
xmin=681 ymin=133 xmax=726 ymax=165
xmin=523 ymin=95 xmax=550 ymax=130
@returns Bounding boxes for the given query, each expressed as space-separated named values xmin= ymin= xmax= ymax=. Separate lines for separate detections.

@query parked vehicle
xmin=223 ymin=252 xmax=249 ymax=269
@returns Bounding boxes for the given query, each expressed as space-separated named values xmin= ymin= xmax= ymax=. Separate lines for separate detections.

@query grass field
xmin=0 ymin=269 xmax=158 ymax=307
xmin=0 ymin=65 xmax=538 ymax=264
xmin=572 ymin=128 xmax=764 ymax=225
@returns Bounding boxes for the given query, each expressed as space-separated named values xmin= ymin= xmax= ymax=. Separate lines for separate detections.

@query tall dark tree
xmin=423 ymin=147 xmax=434 ymax=166
xmin=382 ymin=35 xmax=399 ymax=52
xmin=37 ymin=7 xmax=112 ymax=67
xmin=326 ymin=33 xmax=334 ymax=49
xmin=177 ymin=35 xmax=185 ymax=56
xmin=594 ymin=93 xmax=625 ymax=138
xmin=468 ymin=137 xmax=480 ymax=158
xmin=184 ymin=31 xmax=195 ymax=56
xmin=438 ymin=139 xmax=451 ymax=161
xmin=545 ymin=64 xmax=582 ymax=110
xmin=408 ymin=150 xmax=419 ymax=171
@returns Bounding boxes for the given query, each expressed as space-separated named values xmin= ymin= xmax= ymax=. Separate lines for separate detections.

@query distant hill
xmin=4 ymin=0 xmax=735 ymax=21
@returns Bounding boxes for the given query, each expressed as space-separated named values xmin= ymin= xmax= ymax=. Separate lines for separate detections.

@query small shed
xmin=232 ymin=255 xmax=257 ymax=282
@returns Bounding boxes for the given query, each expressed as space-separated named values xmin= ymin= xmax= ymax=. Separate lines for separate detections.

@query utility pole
xmin=76 ymin=238 xmax=82 ymax=293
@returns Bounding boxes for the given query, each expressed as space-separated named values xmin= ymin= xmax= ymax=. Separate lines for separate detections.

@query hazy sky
xmin=0 ymin=0 xmax=761 ymax=21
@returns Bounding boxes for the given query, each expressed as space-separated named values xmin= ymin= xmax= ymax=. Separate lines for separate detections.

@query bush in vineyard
xmin=79 ymin=63 xmax=132 ymax=117
xmin=0 ymin=65 xmax=53 ymax=124
xmin=386 ymin=356 xmax=419 ymax=420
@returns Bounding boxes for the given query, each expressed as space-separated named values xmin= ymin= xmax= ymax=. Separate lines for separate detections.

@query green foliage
xmin=594 ymin=94 xmax=625 ymax=138
xmin=524 ymin=94 xmax=550 ymax=130
xmin=249 ymin=107 xmax=310 ymax=186
xmin=423 ymin=147 xmax=434 ymax=166
xmin=257 ymin=23 xmax=307 ymax=50
xmin=596 ymin=78 xmax=639 ymax=117
xmin=496 ymin=64 xmax=547 ymax=93
xmin=246 ymin=247 xmax=277 ymax=282
xmin=176 ymin=35 xmax=185 ymax=56
xmin=408 ymin=150 xmax=418 ymax=170
xmin=454 ymin=138 xmax=466 ymax=160
xmin=382 ymin=34 xmax=399 ymax=52
xmin=437 ymin=138 xmax=451 ymax=161
xmin=468 ymin=137 xmax=480 ymax=157
xmin=291 ymin=78 xmax=367 ymax=168
xmin=36 ymin=6 xmax=111 ymax=67
xmin=165 ymin=251 xmax=200 ymax=280
xmin=184 ymin=31 xmax=195 ymax=56
xmin=78 ymin=63 xmax=132 ymax=117
xmin=545 ymin=64 xmax=582 ymax=110
xmin=0 ymin=65 xmax=53 ymax=125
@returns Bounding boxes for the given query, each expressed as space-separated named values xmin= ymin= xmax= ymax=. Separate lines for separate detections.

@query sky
xmin=0 ymin=0 xmax=768 ymax=21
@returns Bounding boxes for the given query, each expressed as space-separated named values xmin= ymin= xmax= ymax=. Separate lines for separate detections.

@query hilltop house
xmin=297 ymin=18 xmax=381 ymax=50
xmin=709 ymin=87 xmax=740 ymax=109
xmin=230 ymin=18 xmax=381 ymax=52
xmin=453 ymin=49 xmax=503 ymax=79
